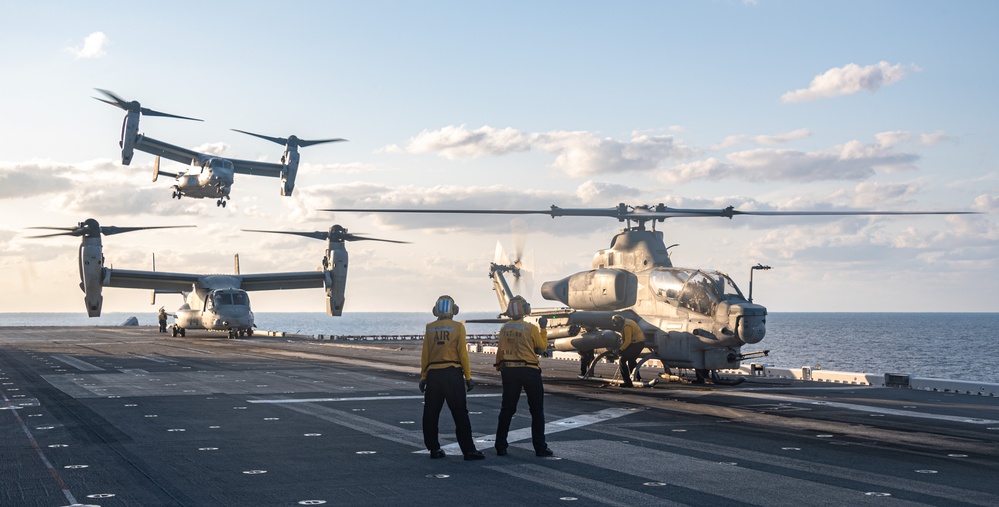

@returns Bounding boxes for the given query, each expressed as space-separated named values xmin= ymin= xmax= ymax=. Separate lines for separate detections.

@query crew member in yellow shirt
xmin=420 ymin=295 xmax=484 ymax=461
xmin=613 ymin=315 xmax=645 ymax=388
xmin=494 ymin=295 xmax=553 ymax=457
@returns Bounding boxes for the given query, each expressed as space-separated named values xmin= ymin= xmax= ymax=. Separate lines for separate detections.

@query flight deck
xmin=2 ymin=326 xmax=998 ymax=507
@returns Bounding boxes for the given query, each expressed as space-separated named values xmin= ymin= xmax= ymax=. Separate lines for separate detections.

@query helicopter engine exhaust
xmin=554 ymin=329 xmax=621 ymax=352
xmin=541 ymin=269 xmax=637 ymax=310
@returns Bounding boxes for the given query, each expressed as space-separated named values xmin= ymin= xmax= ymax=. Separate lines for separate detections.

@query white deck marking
xmin=712 ymin=390 xmax=999 ymax=424
xmin=427 ymin=407 xmax=640 ymax=455
xmin=49 ymin=355 xmax=103 ymax=372
xmin=248 ymin=393 xmax=502 ymax=404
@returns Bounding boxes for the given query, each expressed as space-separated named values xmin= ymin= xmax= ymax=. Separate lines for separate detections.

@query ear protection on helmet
xmin=432 ymin=295 xmax=459 ymax=318
xmin=506 ymin=295 xmax=531 ymax=319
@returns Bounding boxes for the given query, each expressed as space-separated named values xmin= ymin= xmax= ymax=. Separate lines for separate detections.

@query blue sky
xmin=1 ymin=1 xmax=996 ymax=315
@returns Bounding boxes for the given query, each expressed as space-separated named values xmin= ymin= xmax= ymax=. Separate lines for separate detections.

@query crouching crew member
xmin=613 ymin=315 xmax=645 ymax=388
xmin=420 ymin=295 xmax=484 ymax=461
xmin=494 ymin=295 xmax=553 ymax=457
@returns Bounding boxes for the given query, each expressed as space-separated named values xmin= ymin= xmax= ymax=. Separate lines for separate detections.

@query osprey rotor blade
xmin=27 ymin=220 xmax=194 ymax=239
xmin=93 ymin=89 xmax=202 ymax=121
xmin=242 ymin=228 xmax=408 ymax=244
xmin=231 ymin=130 xmax=347 ymax=148
xmin=23 ymin=229 xmax=82 ymax=239
xmin=341 ymin=234 xmax=410 ymax=244
xmin=100 ymin=225 xmax=196 ymax=236
xmin=242 ymin=229 xmax=330 ymax=241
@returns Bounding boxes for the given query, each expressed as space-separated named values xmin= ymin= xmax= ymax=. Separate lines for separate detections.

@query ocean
xmin=2 ymin=312 xmax=997 ymax=384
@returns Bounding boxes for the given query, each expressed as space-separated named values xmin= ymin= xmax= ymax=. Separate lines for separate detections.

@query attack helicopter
xmin=94 ymin=88 xmax=346 ymax=207
xmin=25 ymin=219 xmax=401 ymax=338
xmin=326 ymin=203 xmax=978 ymax=385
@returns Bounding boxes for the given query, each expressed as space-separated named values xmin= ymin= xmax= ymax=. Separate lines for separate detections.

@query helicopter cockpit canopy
xmin=202 ymin=158 xmax=234 ymax=172
xmin=206 ymin=289 xmax=250 ymax=311
xmin=650 ymin=268 xmax=746 ymax=316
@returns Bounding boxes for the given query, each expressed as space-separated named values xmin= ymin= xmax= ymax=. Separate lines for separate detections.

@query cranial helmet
xmin=506 ymin=295 xmax=531 ymax=319
xmin=432 ymin=295 xmax=459 ymax=318
xmin=611 ymin=315 xmax=624 ymax=329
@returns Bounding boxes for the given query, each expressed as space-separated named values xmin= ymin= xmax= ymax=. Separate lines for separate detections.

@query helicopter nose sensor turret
xmin=726 ymin=302 xmax=767 ymax=345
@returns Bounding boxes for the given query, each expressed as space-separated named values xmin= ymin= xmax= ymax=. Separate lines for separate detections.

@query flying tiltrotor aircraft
xmin=327 ymin=203 xmax=977 ymax=385
xmin=94 ymin=89 xmax=345 ymax=207
xmin=27 ymin=219 xmax=401 ymax=338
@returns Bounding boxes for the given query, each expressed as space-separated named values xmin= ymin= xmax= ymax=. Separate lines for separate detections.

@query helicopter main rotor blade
xmin=231 ymin=129 xmax=347 ymax=148
xmin=93 ymin=89 xmax=203 ymax=122
xmin=324 ymin=208 xmax=553 ymax=215
xmin=325 ymin=204 xmax=980 ymax=221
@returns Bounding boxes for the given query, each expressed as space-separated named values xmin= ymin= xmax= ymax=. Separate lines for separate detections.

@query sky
xmin=1 ymin=1 xmax=996 ymax=316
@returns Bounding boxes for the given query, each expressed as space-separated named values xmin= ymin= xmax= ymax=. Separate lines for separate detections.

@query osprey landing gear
xmin=170 ymin=324 xmax=186 ymax=337
xmin=216 ymin=196 xmax=228 ymax=208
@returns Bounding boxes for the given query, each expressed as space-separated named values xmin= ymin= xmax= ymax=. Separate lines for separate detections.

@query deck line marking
xmin=49 ymin=355 xmax=103 ymax=372
xmin=488 ymin=463 xmax=687 ymax=507
xmin=711 ymin=391 xmax=999 ymax=424
xmin=2 ymin=389 xmax=79 ymax=505
xmin=248 ymin=393 xmax=502 ymax=404
xmin=424 ymin=407 xmax=640 ymax=455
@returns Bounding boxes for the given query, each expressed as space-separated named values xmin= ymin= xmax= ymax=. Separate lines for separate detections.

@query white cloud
xmin=574 ymin=180 xmax=642 ymax=204
xmin=781 ymin=61 xmax=917 ymax=103
xmin=192 ymin=142 xmax=230 ymax=156
xmin=387 ymin=125 xmax=694 ymax=178
xmin=662 ymin=138 xmax=919 ymax=184
xmin=712 ymin=128 xmax=812 ymax=150
xmin=920 ymin=131 xmax=953 ymax=145
xmin=67 ymin=32 xmax=109 ymax=59
xmin=0 ymin=162 xmax=75 ymax=199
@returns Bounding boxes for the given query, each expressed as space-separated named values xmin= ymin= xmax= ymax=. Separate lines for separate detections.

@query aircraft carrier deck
xmin=2 ymin=326 xmax=998 ymax=507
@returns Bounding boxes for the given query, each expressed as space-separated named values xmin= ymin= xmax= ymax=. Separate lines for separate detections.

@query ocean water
xmin=2 ymin=312 xmax=997 ymax=383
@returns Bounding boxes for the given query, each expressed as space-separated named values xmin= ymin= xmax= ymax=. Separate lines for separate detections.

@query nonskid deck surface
xmin=2 ymin=327 xmax=998 ymax=507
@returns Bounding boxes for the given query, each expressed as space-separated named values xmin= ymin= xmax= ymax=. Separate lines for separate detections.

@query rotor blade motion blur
xmin=93 ymin=89 xmax=203 ymax=121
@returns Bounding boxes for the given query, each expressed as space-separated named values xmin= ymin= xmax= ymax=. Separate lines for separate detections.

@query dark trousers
xmin=618 ymin=342 xmax=645 ymax=386
xmin=579 ymin=350 xmax=595 ymax=375
xmin=495 ymin=367 xmax=546 ymax=452
xmin=158 ymin=319 xmax=167 ymax=332
xmin=422 ymin=367 xmax=475 ymax=454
